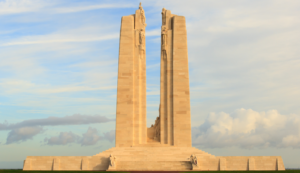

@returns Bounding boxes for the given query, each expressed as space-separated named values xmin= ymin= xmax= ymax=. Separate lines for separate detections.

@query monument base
xmin=23 ymin=147 xmax=285 ymax=171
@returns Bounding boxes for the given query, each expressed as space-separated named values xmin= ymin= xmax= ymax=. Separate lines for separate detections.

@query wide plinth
xmin=23 ymin=147 xmax=285 ymax=171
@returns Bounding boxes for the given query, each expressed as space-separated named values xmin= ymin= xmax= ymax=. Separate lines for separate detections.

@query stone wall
xmin=115 ymin=3 xmax=147 ymax=147
xmin=159 ymin=9 xmax=191 ymax=147
xmin=23 ymin=148 xmax=285 ymax=171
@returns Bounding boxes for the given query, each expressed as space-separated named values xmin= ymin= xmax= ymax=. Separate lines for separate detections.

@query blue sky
xmin=1 ymin=0 xmax=300 ymax=169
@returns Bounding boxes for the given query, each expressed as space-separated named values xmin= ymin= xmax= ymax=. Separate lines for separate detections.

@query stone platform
xmin=23 ymin=147 xmax=285 ymax=171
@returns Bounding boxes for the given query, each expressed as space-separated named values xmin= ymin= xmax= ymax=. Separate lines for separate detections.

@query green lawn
xmin=182 ymin=171 xmax=300 ymax=173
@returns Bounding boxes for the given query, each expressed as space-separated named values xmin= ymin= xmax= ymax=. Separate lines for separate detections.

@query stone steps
xmin=115 ymin=161 xmax=192 ymax=171
xmin=94 ymin=147 xmax=215 ymax=159
xmin=23 ymin=147 xmax=285 ymax=171
xmin=96 ymin=147 xmax=204 ymax=170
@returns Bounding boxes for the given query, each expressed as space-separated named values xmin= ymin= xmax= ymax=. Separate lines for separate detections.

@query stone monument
xmin=23 ymin=4 xmax=285 ymax=171
xmin=115 ymin=2 xmax=147 ymax=147
xmin=147 ymin=8 xmax=192 ymax=147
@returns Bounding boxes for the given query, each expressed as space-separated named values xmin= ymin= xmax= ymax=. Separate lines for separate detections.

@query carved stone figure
xmin=162 ymin=8 xmax=167 ymax=25
xmin=193 ymin=155 xmax=198 ymax=166
xmin=139 ymin=29 xmax=145 ymax=46
xmin=161 ymin=26 xmax=167 ymax=60
xmin=109 ymin=154 xmax=116 ymax=168
xmin=189 ymin=154 xmax=198 ymax=166
xmin=139 ymin=2 xmax=146 ymax=26
xmin=139 ymin=29 xmax=145 ymax=59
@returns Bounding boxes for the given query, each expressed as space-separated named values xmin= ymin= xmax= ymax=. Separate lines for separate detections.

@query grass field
xmin=0 ymin=170 xmax=300 ymax=173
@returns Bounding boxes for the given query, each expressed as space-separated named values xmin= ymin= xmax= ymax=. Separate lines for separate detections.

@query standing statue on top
xmin=162 ymin=8 xmax=167 ymax=25
xmin=161 ymin=7 xmax=168 ymax=60
xmin=139 ymin=2 xmax=146 ymax=26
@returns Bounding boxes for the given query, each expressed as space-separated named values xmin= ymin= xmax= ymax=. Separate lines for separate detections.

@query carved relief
xmin=139 ymin=2 xmax=146 ymax=26
xmin=161 ymin=26 xmax=167 ymax=60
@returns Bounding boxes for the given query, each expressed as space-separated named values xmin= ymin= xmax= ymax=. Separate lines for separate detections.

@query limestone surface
xmin=115 ymin=2 xmax=147 ymax=147
xmin=23 ymin=147 xmax=285 ymax=171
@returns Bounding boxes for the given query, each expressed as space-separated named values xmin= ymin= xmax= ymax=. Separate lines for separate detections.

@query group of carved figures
xmin=161 ymin=8 xmax=167 ymax=61
xmin=138 ymin=3 xmax=146 ymax=60
xmin=137 ymin=4 xmax=167 ymax=61
xmin=189 ymin=154 xmax=198 ymax=167
xmin=139 ymin=29 xmax=145 ymax=59
xmin=139 ymin=2 xmax=146 ymax=26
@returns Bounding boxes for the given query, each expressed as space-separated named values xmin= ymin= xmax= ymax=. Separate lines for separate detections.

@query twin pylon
xmin=115 ymin=3 xmax=191 ymax=147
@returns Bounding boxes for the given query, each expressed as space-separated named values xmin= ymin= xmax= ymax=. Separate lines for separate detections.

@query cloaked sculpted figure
xmin=138 ymin=3 xmax=145 ymax=60
xmin=139 ymin=29 xmax=145 ymax=46
xmin=161 ymin=25 xmax=167 ymax=60
xmin=139 ymin=29 xmax=145 ymax=59
xmin=139 ymin=2 xmax=146 ymax=26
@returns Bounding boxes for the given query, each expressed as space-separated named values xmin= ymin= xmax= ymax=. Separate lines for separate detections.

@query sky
xmin=0 ymin=0 xmax=300 ymax=169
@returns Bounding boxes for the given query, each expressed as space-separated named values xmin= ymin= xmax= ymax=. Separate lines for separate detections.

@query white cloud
xmin=146 ymin=29 xmax=160 ymax=37
xmin=44 ymin=131 xmax=80 ymax=145
xmin=0 ymin=114 xmax=114 ymax=131
xmin=38 ymin=85 xmax=116 ymax=94
xmin=103 ymin=130 xmax=115 ymax=143
xmin=43 ymin=127 xmax=114 ymax=146
xmin=6 ymin=126 xmax=44 ymax=144
xmin=80 ymin=127 xmax=101 ymax=146
xmin=0 ymin=78 xmax=116 ymax=95
xmin=146 ymin=63 xmax=159 ymax=70
xmin=54 ymin=3 xmax=136 ymax=13
xmin=1 ymin=33 xmax=119 ymax=46
xmin=192 ymin=108 xmax=300 ymax=149
xmin=0 ymin=0 xmax=53 ymax=15
xmin=2 ymin=115 xmax=114 ymax=144
xmin=0 ymin=0 xmax=136 ymax=15
xmin=19 ymin=83 xmax=114 ymax=94
xmin=0 ymin=29 xmax=19 ymax=35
